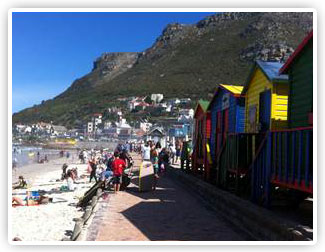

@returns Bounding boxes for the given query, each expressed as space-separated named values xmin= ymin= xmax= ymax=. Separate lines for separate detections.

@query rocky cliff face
xmin=92 ymin=52 xmax=139 ymax=76
xmin=141 ymin=12 xmax=313 ymax=63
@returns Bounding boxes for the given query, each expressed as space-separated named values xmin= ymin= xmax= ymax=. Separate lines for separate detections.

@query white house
xmin=50 ymin=125 xmax=67 ymax=136
xmin=145 ymin=127 xmax=166 ymax=147
xmin=151 ymin=94 xmax=164 ymax=103
xmin=87 ymin=122 xmax=94 ymax=133
xmin=24 ymin=126 xmax=32 ymax=134
xmin=116 ymin=118 xmax=132 ymax=136
xmin=87 ymin=113 xmax=103 ymax=134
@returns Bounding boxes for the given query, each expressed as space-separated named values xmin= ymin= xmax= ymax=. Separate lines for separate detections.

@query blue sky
xmin=12 ymin=12 xmax=215 ymax=113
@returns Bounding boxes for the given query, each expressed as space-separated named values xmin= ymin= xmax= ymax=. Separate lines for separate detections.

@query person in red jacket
xmin=111 ymin=152 xmax=126 ymax=193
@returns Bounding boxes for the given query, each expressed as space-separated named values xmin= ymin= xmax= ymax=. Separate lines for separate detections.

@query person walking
xmin=142 ymin=142 xmax=151 ymax=162
xmin=169 ymin=144 xmax=176 ymax=164
xmin=151 ymin=149 xmax=159 ymax=190
xmin=89 ymin=158 xmax=98 ymax=183
xmin=111 ymin=152 xmax=126 ymax=193
xmin=175 ymin=140 xmax=182 ymax=164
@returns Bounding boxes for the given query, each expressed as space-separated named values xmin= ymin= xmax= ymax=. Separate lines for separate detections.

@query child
xmin=111 ymin=152 xmax=126 ymax=193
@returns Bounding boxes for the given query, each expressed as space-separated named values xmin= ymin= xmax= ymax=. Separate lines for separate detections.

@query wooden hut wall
xmin=235 ymin=97 xmax=246 ymax=133
xmin=210 ymin=101 xmax=217 ymax=163
xmin=228 ymin=93 xmax=238 ymax=133
xmin=271 ymin=83 xmax=289 ymax=130
xmin=193 ymin=104 xmax=208 ymax=165
xmin=209 ymin=88 xmax=225 ymax=162
xmin=287 ymin=40 xmax=313 ymax=128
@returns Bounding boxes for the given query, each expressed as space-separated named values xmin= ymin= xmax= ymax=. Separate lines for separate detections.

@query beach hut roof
xmin=207 ymin=84 xmax=244 ymax=110
xmin=219 ymin=84 xmax=244 ymax=95
xmin=243 ymin=60 xmax=288 ymax=94
xmin=194 ymin=99 xmax=210 ymax=118
xmin=198 ymin=99 xmax=210 ymax=112
xmin=279 ymin=30 xmax=313 ymax=74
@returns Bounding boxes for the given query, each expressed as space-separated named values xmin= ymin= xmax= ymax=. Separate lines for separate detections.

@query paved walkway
xmin=87 ymin=154 xmax=249 ymax=241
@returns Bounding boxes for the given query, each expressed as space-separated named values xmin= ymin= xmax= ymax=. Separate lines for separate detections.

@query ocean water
xmin=12 ymin=146 xmax=66 ymax=168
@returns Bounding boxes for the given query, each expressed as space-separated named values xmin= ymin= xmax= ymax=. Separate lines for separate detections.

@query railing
xmin=270 ymin=128 xmax=313 ymax=194
xmin=216 ymin=133 xmax=263 ymax=194
xmin=251 ymin=127 xmax=313 ymax=206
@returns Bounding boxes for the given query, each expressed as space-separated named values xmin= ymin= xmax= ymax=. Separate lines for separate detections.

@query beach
xmin=11 ymin=151 xmax=96 ymax=241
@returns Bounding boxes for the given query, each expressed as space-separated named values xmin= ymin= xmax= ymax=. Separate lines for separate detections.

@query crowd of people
xmin=13 ymin=138 xmax=192 ymax=200
xmin=75 ymin=146 xmax=133 ymax=193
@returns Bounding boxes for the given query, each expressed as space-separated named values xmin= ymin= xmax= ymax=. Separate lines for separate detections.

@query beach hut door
xmin=216 ymin=112 xmax=222 ymax=155
xmin=259 ymin=89 xmax=271 ymax=132
xmin=222 ymin=109 xmax=229 ymax=142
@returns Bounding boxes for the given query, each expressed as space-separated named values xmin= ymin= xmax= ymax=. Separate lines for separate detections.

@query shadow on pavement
xmin=121 ymin=174 xmax=248 ymax=241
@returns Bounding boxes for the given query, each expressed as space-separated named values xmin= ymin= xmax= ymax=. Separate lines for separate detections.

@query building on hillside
xmin=93 ymin=113 xmax=102 ymax=126
xmin=50 ymin=125 xmax=67 ymax=136
xmin=279 ymin=30 xmax=313 ymax=128
xmin=116 ymin=118 xmax=132 ymax=137
xmin=14 ymin=124 xmax=26 ymax=134
xmin=87 ymin=113 xmax=103 ymax=136
xmin=127 ymin=96 xmax=147 ymax=111
xmin=87 ymin=122 xmax=94 ymax=134
xmin=242 ymin=60 xmax=289 ymax=133
xmin=134 ymin=102 xmax=150 ymax=111
xmin=144 ymin=127 xmax=166 ymax=147
xmin=151 ymin=93 xmax=164 ymax=103
xmin=104 ymin=121 xmax=112 ymax=130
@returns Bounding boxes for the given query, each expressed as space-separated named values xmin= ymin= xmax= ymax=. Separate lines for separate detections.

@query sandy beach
xmin=11 ymin=152 xmax=97 ymax=241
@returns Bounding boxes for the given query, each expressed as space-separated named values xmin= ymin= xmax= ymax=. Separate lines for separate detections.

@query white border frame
xmin=8 ymin=8 xmax=317 ymax=246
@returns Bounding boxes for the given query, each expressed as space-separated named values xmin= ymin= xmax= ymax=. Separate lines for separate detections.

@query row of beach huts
xmin=191 ymin=30 xmax=313 ymax=207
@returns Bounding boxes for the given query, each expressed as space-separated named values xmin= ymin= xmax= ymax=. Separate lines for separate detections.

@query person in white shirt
xmin=169 ymin=144 xmax=176 ymax=164
xmin=66 ymin=170 xmax=75 ymax=191
xmin=142 ymin=143 xmax=151 ymax=161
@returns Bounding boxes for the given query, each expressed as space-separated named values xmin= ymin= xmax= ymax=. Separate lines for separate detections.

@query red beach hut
xmin=191 ymin=99 xmax=211 ymax=181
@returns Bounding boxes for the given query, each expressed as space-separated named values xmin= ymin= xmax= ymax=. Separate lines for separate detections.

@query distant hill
xmin=13 ymin=12 xmax=313 ymax=128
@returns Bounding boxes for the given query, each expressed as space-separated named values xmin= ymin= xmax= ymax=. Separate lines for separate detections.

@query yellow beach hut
xmin=242 ymin=60 xmax=289 ymax=133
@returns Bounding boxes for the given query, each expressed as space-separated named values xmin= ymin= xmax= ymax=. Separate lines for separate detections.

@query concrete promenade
xmin=86 ymin=154 xmax=249 ymax=241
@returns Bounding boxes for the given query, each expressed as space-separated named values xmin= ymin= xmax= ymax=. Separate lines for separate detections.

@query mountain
xmin=13 ymin=12 xmax=313 ymax=128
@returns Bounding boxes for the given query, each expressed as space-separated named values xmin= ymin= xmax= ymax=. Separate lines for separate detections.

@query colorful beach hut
xmin=206 ymin=84 xmax=247 ymax=187
xmin=242 ymin=60 xmax=289 ymax=133
xmin=208 ymin=84 xmax=245 ymax=163
xmin=279 ymin=30 xmax=313 ymax=128
xmin=191 ymin=99 xmax=211 ymax=180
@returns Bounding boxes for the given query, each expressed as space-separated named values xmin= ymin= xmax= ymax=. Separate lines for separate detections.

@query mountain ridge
xmin=13 ymin=12 xmax=313 ymax=128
